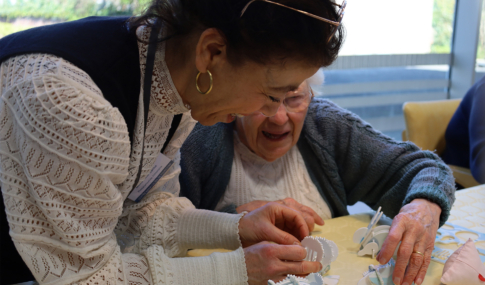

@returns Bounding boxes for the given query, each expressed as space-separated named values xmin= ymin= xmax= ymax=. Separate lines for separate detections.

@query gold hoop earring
xmin=195 ymin=70 xmax=213 ymax=95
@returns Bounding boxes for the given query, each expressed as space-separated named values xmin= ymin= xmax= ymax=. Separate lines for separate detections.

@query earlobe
xmin=194 ymin=28 xmax=227 ymax=73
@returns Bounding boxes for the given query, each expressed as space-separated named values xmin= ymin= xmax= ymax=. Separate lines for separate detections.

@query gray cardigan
xmin=179 ymin=98 xmax=455 ymax=226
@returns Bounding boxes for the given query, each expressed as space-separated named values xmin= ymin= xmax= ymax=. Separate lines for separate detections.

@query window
xmin=476 ymin=0 xmax=485 ymax=81
xmin=315 ymin=0 xmax=456 ymax=140
xmin=0 ymin=0 xmax=150 ymax=38
xmin=1 ymin=0 xmax=480 ymax=141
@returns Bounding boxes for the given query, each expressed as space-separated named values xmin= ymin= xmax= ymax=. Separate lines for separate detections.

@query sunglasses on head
xmin=240 ymin=0 xmax=347 ymax=43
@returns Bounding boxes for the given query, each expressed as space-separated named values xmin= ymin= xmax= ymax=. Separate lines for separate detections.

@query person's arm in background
xmin=468 ymin=78 xmax=485 ymax=183
xmin=302 ymin=98 xmax=455 ymax=285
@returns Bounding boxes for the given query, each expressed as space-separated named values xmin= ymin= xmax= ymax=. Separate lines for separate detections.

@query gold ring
xmin=413 ymin=251 xmax=424 ymax=257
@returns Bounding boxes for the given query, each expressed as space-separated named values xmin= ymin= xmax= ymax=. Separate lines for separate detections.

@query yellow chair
xmin=402 ymin=99 xmax=480 ymax=188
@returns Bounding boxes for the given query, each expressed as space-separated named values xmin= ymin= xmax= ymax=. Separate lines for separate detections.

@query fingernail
xmin=393 ymin=277 xmax=400 ymax=285
xmin=402 ymin=282 xmax=409 ymax=285
xmin=293 ymin=241 xmax=301 ymax=246
xmin=416 ymin=278 xmax=422 ymax=285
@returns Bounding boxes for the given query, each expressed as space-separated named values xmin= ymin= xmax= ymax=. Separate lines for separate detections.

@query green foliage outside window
xmin=430 ymin=0 xmax=484 ymax=61
xmin=0 ymin=0 xmax=151 ymax=37
xmin=430 ymin=0 xmax=455 ymax=54
xmin=0 ymin=21 xmax=27 ymax=36
xmin=0 ymin=0 xmax=151 ymax=21
xmin=0 ymin=0 xmax=478 ymax=60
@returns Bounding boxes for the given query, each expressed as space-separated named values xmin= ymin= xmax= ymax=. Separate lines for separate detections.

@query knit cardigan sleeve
xmin=302 ymin=98 xmax=456 ymax=226
xmin=180 ymin=122 xmax=234 ymax=211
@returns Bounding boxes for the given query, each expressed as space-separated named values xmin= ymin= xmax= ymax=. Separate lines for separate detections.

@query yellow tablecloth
xmin=187 ymin=185 xmax=485 ymax=285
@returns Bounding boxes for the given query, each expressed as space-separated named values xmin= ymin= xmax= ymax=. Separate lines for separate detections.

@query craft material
xmin=266 ymin=236 xmax=339 ymax=285
xmin=302 ymin=236 xmax=324 ymax=263
xmin=431 ymin=246 xmax=454 ymax=264
xmin=302 ymin=236 xmax=339 ymax=272
xmin=268 ymin=274 xmax=340 ymax=285
xmin=357 ymin=207 xmax=384 ymax=248
xmin=320 ymin=275 xmax=340 ymax=285
xmin=435 ymin=222 xmax=485 ymax=263
xmin=353 ymin=207 xmax=391 ymax=258
xmin=356 ymin=259 xmax=412 ymax=285
xmin=268 ymin=273 xmax=324 ymax=285
xmin=441 ymin=239 xmax=485 ymax=285
xmin=437 ymin=222 xmax=485 ymax=244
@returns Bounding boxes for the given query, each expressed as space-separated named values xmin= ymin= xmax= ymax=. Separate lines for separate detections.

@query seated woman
xmin=180 ymin=77 xmax=456 ymax=285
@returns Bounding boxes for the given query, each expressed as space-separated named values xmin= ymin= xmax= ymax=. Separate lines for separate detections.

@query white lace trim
xmin=136 ymin=25 xmax=190 ymax=116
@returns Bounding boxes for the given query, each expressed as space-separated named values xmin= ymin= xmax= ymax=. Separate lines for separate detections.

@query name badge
xmin=128 ymin=153 xmax=174 ymax=202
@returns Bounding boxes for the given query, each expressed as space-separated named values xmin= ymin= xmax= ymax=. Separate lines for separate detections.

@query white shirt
xmin=0 ymin=25 xmax=247 ymax=285
xmin=216 ymin=132 xmax=332 ymax=220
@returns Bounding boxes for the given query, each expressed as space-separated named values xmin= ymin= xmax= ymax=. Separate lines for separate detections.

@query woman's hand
xmin=238 ymin=202 xmax=310 ymax=247
xmin=244 ymin=242 xmax=322 ymax=285
xmin=376 ymin=199 xmax=441 ymax=285
xmin=236 ymin=198 xmax=324 ymax=232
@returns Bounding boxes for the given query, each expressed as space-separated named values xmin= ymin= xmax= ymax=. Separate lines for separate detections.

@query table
xmin=187 ymin=185 xmax=485 ymax=285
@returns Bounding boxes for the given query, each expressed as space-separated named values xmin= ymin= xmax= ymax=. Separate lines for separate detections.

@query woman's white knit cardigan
xmin=0 ymin=26 xmax=248 ymax=285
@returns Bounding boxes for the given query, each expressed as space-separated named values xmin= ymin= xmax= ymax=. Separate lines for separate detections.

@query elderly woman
xmin=180 ymin=79 xmax=456 ymax=285
xmin=0 ymin=0 xmax=347 ymax=284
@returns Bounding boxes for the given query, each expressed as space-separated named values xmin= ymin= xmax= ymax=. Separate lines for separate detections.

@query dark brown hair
xmin=129 ymin=0 xmax=344 ymax=67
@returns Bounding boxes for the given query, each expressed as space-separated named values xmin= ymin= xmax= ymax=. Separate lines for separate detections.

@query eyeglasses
xmin=240 ymin=0 xmax=347 ymax=43
xmin=258 ymin=85 xmax=315 ymax=117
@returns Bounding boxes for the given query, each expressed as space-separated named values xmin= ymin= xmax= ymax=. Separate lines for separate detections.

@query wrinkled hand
xmin=236 ymin=198 xmax=324 ymax=232
xmin=244 ymin=242 xmax=322 ymax=285
xmin=238 ymin=202 xmax=309 ymax=247
xmin=376 ymin=199 xmax=441 ymax=285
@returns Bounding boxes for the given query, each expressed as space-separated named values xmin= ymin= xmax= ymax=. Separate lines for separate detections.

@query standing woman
xmin=0 ymin=0 xmax=345 ymax=284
